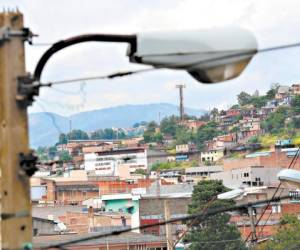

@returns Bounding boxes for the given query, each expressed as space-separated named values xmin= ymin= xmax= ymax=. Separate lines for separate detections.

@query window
xmin=243 ymin=173 xmax=249 ymax=177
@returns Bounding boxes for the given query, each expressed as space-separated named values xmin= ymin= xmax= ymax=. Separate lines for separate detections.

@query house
xmin=185 ymin=165 xmax=223 ymax=183
xmin=84 ymin=147 xmax=147 ymax=176
xmin=159 ymin=169 xmax=184 ymax=184
xmin=181 ymin=120 xmax=207 ymax=131
xmin=223 ymin=148 xmax=300 ymax=171
xmin=291 ymin=83 xmax=300 ymax=95
xmin=211 ymin=166 xmax=282 ymax=189
xmin=58 ymin=210 xmax=131 ymax=234
xmin=140 ymin=183 xmax=193 ymax=237
xmin=101 ymin=193 xmax=141 ymax=231
xmin=206 ymin=133 xmax=237 ymax=150
xmin=238 ymin=117 xmax=261 ymax=139
xmin=200 ymin=149 xmax=224 ymax=163
xmin=32 ymin=217 xmax=58 ymax=236
xmin=275 ymin=85 xmax=290 ymax=100
xmin=33 ymin=232 xmax=167 ymax=250
xmin=176 ymin=143 xmax=196 ymax=153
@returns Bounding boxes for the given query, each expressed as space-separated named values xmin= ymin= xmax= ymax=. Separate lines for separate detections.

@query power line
xmin=244 ymin=146 xmax=300 ymax=243
xmin=34 ymin=41 xmax=300 ymax=88
xmin=40 ymin=195 xmax=291 ymax=249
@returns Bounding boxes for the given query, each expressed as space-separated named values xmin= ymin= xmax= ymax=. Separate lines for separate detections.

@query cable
xmin=40 ymin=195 xmax=290 ymax=249
xmin=40 ymin=68 xmax=154 ymax=87
xmin=244 ymin=147 xmax=300 ymax=242
xmin=256 ymin=147 xmax=300 ymax=238
xmin=32 ymin=40 xmax=300 ymax=89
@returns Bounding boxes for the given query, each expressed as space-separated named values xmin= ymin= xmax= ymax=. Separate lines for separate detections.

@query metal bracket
xmin=19 ymin=151 xmax=38 ymax=177
xmin=16 ymin=74 xmax=40 ymax=108
xmin=0 ymin=26 xmax=35 ymax=44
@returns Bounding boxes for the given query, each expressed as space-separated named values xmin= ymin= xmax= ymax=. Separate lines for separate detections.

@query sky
xmin=3 ymin=0 xmax=300 ymax=116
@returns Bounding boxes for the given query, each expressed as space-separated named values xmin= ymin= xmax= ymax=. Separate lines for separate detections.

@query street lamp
xmin=129 ymin=27 xmax=257 ymax=83
xmin=19 ymin=27 xmax=257 ymax=106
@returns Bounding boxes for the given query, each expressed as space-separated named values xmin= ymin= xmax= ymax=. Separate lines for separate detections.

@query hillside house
xmin=291 ymin=83 xmax=300 ymax=95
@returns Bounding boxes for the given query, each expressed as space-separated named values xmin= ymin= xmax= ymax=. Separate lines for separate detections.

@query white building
xmin=84 ymin=147 xmax=147 ymax=176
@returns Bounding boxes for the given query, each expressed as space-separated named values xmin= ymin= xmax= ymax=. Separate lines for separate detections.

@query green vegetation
xmin=195 ymin=122 xmax=223 ymax=150
xmin=261 ymin=106 xmax=290 ymax=134
xmin=58 ymin=150 xmax=72 ymax=162
xmin=259 ymin=214 xmax=300 ymax=250
xmin=90 ymin=128 xmax=126 ymax=140
xmin=186 ymin=180 xmax=246 ymax=250
xmin=151 ymin=160 xmax=198 ymax=171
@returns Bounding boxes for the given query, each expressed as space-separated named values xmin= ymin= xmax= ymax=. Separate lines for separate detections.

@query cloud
xmin=2 ymin=0 xmax=300 ymax=116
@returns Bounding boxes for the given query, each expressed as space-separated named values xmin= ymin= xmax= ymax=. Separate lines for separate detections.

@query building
xmin=200 ymin=149 xmax=224 ymax=163
xmin=140 ymin=183 xmax=193 ymax=237
xmin=175 ymin=144 xmax=196 ymax=153
xmin=58 ymin=210 xmax=131 ymax=234
xmin=181 ymin=120 xmax=206 ymax=131
xmin=159 ymin=169 xmax=184 ymax=184
xmin=275 ymin=85 xmax=290 ymax=100
xmin=291 ymin=84 xmax=300 ymax=95
xmin=238 ymin=117 xmax=261 ymax=139
xmin=84 ymin=147 xmax=147 ymax=176
xmin=34 ymin=232 xmax=167 ymax=250
xmin=32 ymin=217 xmax=58 ymax=236
xmin=223 ymin=148 xmax=300 ymax=171
xmin=211 ymin=166 xmax=282 ymax=189
xmin=185 ymin=165 xmax=223 ymax=183
xmin=205 ymin=133 xmax=237 ymax=151
xmin=101 ymin=193 xmax=141 ymax=231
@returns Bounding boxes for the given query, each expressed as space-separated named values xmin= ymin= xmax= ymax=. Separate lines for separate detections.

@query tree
xmin=237 ymin=91 xmax=252 ymax=106
xmin=291 ymin=95 xmax=300 ymax=114
xmin=59 ymin=150 xmax=72 ymax=162
xmin=67 ymin=129 xmax=89 ymax=140
xmin=260 ymin=214 xmax=300 ymax=250
xmin=186 ymin=180 xmax=246 ymax=250
xmin=175 ymin=126 xmax=193 ymax=145
xmin=261 ymin=106 xmax=289 ymax=134
xmin=58 ymin=133 xmax=68 ymax=144
xmin=266 ymin=83 xmax=279 ymax=100
xmin=160 ymin=116 xmax=179 ymax=136
xmin=195 ymin=122 xmax=222 ymax=150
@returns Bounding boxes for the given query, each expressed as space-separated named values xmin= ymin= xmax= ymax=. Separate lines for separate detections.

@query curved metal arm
xmin=33 ymin=34 xmax=137 ymax=81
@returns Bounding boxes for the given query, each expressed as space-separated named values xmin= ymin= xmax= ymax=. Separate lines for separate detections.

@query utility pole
xmin=176 ymin=84 xmax=186 ymax=121
xmin=164 ymin=200 xmax=173 ymax=250
xmin=0 ymin=11 xmax=33 ymax=249
xmin=248 ymin=206 xmax=257 ymax=248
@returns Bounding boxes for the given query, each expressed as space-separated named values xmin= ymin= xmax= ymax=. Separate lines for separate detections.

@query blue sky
xmin=3 ymin=0 xmax=300 ymax=116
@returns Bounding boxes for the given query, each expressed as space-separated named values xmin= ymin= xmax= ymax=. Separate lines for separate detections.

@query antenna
xmin=176 ymin=84 xmax=186 ymax=121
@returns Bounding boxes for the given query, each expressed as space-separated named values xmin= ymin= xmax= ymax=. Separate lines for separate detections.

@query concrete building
xmin=185 ymin=165 xmax=223 ymax=183
xmin=211 ymin=166 xmax=282 ymax=189
xmin=200 ymin=149 xmax=224 ymax=163
xmin=33 ymin=217 xmax=58 ymax=236
xmin=34 ymin=232 xmax=167 ymax=250
xmin=101 ymin=193 xmax=141 ymax=232
xmin=140 ymin=183 xmax=193 ymax=237
xmin=223 ymin=148 xmax=300 ymax=171
xmin=84 ymin=147 xmax=147 ymax=176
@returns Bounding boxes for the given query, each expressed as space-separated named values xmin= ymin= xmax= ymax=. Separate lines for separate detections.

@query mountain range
xmin=29 ymin=103 xmax=206 ymax=148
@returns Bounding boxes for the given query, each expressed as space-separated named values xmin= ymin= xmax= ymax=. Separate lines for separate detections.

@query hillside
xmin=29 ymin=103 xmax=206 ymax=148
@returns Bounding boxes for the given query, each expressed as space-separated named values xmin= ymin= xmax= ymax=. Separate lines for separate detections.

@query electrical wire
xmin=39 ymin=195 xmax=290 ymax=249
xmin=34 ymin=41 xmax=300 ymax=88
xmin=244 ymin=147 xmax=300 ymax=243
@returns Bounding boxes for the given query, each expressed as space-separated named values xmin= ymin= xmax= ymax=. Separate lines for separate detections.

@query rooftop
xmin=33 ymin=232 xmax=166 ymax=248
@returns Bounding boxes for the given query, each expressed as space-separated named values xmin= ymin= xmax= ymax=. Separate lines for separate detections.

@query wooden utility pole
xmin=0 ymin=10 xmax=32 ymax=249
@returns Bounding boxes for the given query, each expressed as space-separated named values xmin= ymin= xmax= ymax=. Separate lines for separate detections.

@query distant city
xmin=31 ymin=83 xmax=300 ymax=249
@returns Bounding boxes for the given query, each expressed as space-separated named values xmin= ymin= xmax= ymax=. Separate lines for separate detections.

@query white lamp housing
xmin=277 ymin=169 xmax=300 ymax=188
xmin=128 ymin=27 xmax=257 ymax=83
